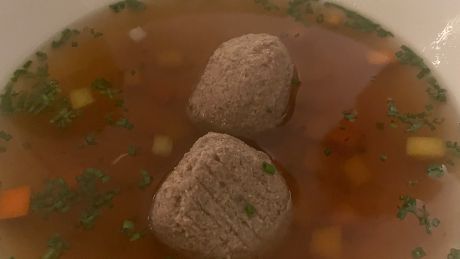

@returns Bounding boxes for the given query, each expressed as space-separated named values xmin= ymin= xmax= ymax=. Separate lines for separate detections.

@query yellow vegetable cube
xmin=310 ymin=226 xmax=342 ymax=259
xmin=69 ymin=87 xmax=94 ymax=109
xmin=343 ymin=155 xmax=371 ymax=187
xmin=152 ymin=135 xmax=174 ymax=157
xmin=406 ymin=137 xmax=446 ymax=159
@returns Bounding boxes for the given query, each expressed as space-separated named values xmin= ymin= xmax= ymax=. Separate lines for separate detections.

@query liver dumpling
xmin=188 ymin=33 xmax=295 ymax=136
xmin=150 ymin=132 xmax=292 ymax=258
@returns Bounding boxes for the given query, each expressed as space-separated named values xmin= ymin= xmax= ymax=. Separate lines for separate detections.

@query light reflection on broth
xmin=0 ymin=0 xmax=460 ymax=258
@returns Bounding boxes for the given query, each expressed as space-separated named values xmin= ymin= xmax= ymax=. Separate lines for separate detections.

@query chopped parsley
xmin=395 ymin=46 xmax=447 ymax=102
xmin=412 ymin=247 xmax=426 ymax=259
xmin=397 ymin=195 xmax=440 ymax=234
xmin=446 ymin=141 xmax=460 ymax=156
xmin=36 ymin=51 xmax=48 ymax=61
xmin=128 ymin=145 xmax=138 ymax=156
xmin=324 ymin=147 xmax=332 ymax=156
xmin=426 ymin=164 xmax=446 ymax=178
xmin=244 ymin=203 xmax=256 ymax=218
xmin=32 ymin=168 xmax=119 ymax=229
xmin=262 ymin=162 xmax=276 ymax=175
xmin=426 ymin=77 xmax=447 ymax=102
xmin=91 ymin=78 xmax=120 ymax=99
xmin=343 ymin=110 xmax=357 ymax=122
xmin=254 ymin=0 xmax=280 ymax=11
xmin=379 ymin=154 xmax=388 ymax=162
xmin=386 ymin=99 xmax=443 ymax=133
xmin=84 ymin=133 xmax=97 ymax=146
xmin=324 ymin=2 xmax=393 ymax=37
xmin=31 ymin=178 xmax=77 ymax=216
xmin=51 ymin=28 xmax=80 ymax=49
xmin=49 ymin=100 xmax=79 ymax=128
xmin=0 ymin=130 xmax=12 ymax=141
xmin=448 ymin=248 xmax=460 ymax=259
xmin=121 ymin=220 xmax=144 ymax=241
xmin=109 ymin=0 xmax=146 ymax=13
xmin=291 ymin=71 xmax=301 ymax=87
xmin=89 ymin=28 xmax=104 ymax=38
xmin=138 ymin=170 xmax=152 ymax=189
xmin=114 ymin=117 xmax=134 ymax=130
xmin=41 ymin=234 xmax=69 ymax=259
xmin=287 ymin=0 xmax=318 ymax=23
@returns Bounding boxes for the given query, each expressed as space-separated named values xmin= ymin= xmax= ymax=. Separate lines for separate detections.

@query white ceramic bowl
xmin=0 ymin=0 xmax=459 ymax=257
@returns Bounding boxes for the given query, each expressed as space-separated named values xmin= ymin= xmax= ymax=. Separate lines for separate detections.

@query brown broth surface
xmin=1 ymin=1 xmax=460 ymax=258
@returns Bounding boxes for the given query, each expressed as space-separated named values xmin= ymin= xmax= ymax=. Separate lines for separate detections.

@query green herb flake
xmin=397 ymin=195 xmax=440 ymax=234
xmin=84 ymin=133 xmax=97 ymax=146
xmin=287 ymin=0 xmax=318 ymax=23
xmin=244 ymin=203 xmax=256 ymax=218
xmin=386 ymin=99 xmax=443 ymax=133
xmin=408 ymin=180 xmax=419 ymax=187
xmin=122 ymin=220 xmax=135 ymax=232
xmin=110 ymin=0 xmax=146 ymax=13
xmin=379 ymin=154 xmax=388 ymax=162
xmin=448 ymin=248 xmax=460 ymax=259
xmin=91 ymin=78 xmax=119 ymax=99
xmin=324 ymin=2 xmax=393 ymax=37
xmin=114 ymin=117 xmax=134 ymax=130
xmin=41 ymin=234 xmax=69 ymax=259
xmin=138 ymin=170 xmax=152 ymax=189
xmin=31 ymin=178 xmax=77 ymax=216
xmin=412 ymin=247 xmax=426 ymax=259
xmin=446 ymin=141 xmax=460 ymax=156
xmin=51 ymin=29 xmax=80 ymax=49
xmin=128 ymin=145 xmax=138 ymax=156
xmin=49 ymin=100 xmax=79 ymax=128
xmin=324 ymin=147 xmax=332 ymax=156
xmin=262 ymin=162 xmax=276 ymax=175
xmin=121 ymin=220 xmax=144 ymax=241
xmin=89 ymin=28 xmax=104 ymax=38
xmin=291 ymin=71 xmax=301 ymax=87
xmin=426 ymin=164 xmax=446 ymax=178
xmin=36 ymin=51 xmax=48 ymax=61
xmin=254 ymin=0 xmax=280 ymax=11
xmin=0 ymin=130 xmax=12 ymax=141
xmin=343 ymin=110 xmax=358 ymax=122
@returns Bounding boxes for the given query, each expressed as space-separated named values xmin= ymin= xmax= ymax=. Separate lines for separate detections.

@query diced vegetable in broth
xmin=69 ymin=87 xmax=95 ymax=109
xmin=310 ymin=226 xmax=342 ymax=259
xmin=406 ymin=137 xmax=446 ymax=159
xmin=0 ymin=186 xmax=31 ymax=220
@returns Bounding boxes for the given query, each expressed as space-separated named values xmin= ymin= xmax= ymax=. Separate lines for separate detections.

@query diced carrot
xmin=324 ymin=11 xmax=344 ymax=27
xmin=366 ymin=49 xmax=394 ymax=65
xmin=310 ymin=225 xmax=342 ymax=259
xmin=0 ymin=185 xmax=31 ymax=220
xmin=406 ymin=137 xmax=446 ymax=159
xmin=343 ymin=155 xmax=371 ymax=187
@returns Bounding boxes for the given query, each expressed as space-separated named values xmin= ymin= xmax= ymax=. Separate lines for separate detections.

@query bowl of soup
xmin=0 ymin=0 xmax=459 ymax=258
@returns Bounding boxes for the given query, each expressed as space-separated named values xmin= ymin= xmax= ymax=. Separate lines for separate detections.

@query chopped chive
xmin=262 ymin=162 xmax=276 ymax=175
xmin=128 ymin=145 xmax=138 ymax=156
xmin=244 ymin=203 xmax=256 ymax=218
xmin=412 ymin=247 xmax=426 ymax=258
xmin=343 ymin=110 xmax=358 ymax=122
xmin=426 ymin=164 xmax=446 ymax=178
xmin=138 ymin=170 xmax=152 ymax=189
xmin=0 ymin=130 xmax=12 ymax=141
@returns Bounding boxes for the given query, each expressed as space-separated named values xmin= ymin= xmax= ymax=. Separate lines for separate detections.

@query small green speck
xmin=262 ymin=162 xmax=276 ymax=175
xmin=411 ymin=247 xmax=426 ymax=258
xmin=244 ymin=203 xmax=256 ymax=218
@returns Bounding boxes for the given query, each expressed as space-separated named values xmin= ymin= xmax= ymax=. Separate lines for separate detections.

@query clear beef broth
xmin=1 ymin=1 xmax=460 ymax=258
